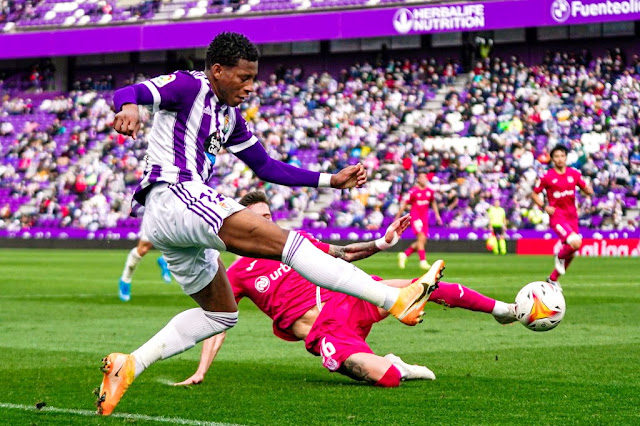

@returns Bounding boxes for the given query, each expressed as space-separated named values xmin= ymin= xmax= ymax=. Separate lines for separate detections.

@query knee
xmin=567 ymin=234 xmax=582 ymax=250
xmin=138 ymin=241 xmax=153 ymax=256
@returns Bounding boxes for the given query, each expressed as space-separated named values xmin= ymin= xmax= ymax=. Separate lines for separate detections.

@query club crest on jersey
xmin=223 ymin=113 xmax=231 ymax=133
xmin=151 ymin=74 xmax=176 ymax=87
xmin=568 ymin=176 xmax=574 ymax=183
xmin=255 ymin=276 xmax=270 ymax=293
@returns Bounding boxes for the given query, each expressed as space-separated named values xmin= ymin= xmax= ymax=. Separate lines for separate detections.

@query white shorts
xmin=141 ymin=181 xmax=245 ymax=295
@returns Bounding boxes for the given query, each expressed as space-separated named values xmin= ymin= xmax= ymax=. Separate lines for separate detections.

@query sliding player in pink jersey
xmin=174 ymin=191 xmax=517 ymax=388
xmin=396 ymin=171 xmax=442 ymax=270
xmin=532 ymin=145 xmax=593 ymax=288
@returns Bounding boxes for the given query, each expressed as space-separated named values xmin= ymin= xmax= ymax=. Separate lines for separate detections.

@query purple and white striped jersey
xmin=114 ymin=70 xmax=325 ymax=216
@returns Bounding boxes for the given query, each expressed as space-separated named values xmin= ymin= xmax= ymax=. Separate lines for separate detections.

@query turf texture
xmin=0 ymin=249 xmax=638 ymax=425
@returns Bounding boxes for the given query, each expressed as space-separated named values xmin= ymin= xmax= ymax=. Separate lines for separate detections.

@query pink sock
xmin=418 ymin=250 xmax=426 ymax=261
xmin=557 ymin=244 xmax=576 ymax=259
xmin=550 ymin=269 xmax=560 ymax=281
xmin=404 ymin=247 xmax=415 ymax=257
xmin=564 ymin=255 xmax=575 ymax=272
xmin=428 ymin=282 xmax=495 ymax=313
xmin=374 ymin=365 xmax=401 ymax=387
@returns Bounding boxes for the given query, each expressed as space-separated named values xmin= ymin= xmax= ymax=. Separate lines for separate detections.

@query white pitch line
xmin=0 ymin=402 xmax=242 ymax=426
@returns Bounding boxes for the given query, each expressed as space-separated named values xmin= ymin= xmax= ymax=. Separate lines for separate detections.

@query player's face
xmin=248 ymin=202 xmax=272 ymax=221
xmin=212 ymin=59 xmax=258 ymax=107
xmin=417 ymin=173 xmax=428 ymax=187
xmin=551 ymin=151 xmax=567 ymax=169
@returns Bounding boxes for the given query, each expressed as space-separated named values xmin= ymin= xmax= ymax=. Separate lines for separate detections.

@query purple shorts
xmin=305 ymin=292 xmax=383 ymax=372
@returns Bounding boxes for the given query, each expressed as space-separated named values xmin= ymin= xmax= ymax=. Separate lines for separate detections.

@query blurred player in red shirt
xmin=532 ymin=145 xmax=593 ymax=288
xmin=396 ymin=171 xmax=442 ymax=270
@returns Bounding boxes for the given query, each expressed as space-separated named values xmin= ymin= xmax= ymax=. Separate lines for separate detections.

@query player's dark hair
xmin=205 ymin=32 xmax=260 ymax=68
xmin=550 ymin=144 xmax=569 ymax=157
xmin=239 ymin=190 xmax=270 ymax=207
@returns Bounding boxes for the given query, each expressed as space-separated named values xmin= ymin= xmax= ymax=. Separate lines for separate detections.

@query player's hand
xmin=113 ymin=104 xmax=141 ymax=140
xmin=436 ymin=217 xmax=443 ymax=226
xmin=331 ymin=164 xmax=367 ymax=189
xmin=172 ymin=373 xmax=204 ymax=386
xmin=385 ymin=214 xmax=410 ymax=243
xmin=545 ymin=206 xmax=555 ymax=216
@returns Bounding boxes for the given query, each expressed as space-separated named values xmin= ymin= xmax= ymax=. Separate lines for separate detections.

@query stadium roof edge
xmin=0 ymin=0 xmax=639 ymax=59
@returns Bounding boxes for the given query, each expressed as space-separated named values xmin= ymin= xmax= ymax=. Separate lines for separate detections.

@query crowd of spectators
xmin=0 ymin=49 xmax=639 ymax=235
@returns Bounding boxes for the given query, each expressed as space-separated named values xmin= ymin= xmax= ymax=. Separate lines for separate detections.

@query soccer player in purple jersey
xmin=96 ymin=32 xmax=440 ymax=415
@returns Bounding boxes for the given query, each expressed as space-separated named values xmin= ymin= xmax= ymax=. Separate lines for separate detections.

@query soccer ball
xmin=515 ymin=281 xmax=566 ymax=332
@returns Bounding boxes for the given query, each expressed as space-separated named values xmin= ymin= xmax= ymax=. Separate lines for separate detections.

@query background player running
xmin=174 ymin=191 xmax=517 ymax=388
xmin=396 ymin=171 xmax=442 ymax=270
xmin=118 ymin=236 xmax=172 ymax=302
xmin=531 ymin=144 xmax=593 ymax=288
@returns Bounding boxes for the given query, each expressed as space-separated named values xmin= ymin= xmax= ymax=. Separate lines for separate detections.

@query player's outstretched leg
xmin=218 ymin=210 xmax=444 ymax=326
xmin=157 ymin=256 xmax=171 ymax=284
xmin=426 ymin=281 xmax=517 ymax=324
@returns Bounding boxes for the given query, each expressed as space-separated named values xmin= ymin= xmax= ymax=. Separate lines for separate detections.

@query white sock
xmin=121 ymin=248 xmax=143 ymax=283
xmin=492 ymin=301 xmax=510 ymax=316
xmin=131 ymin=308 xmax=238 ymax=378
xmin=282 ymin=232 xmax=400 ymax=309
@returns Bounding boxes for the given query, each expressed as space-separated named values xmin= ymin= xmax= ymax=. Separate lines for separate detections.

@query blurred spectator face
xmin=551 ymin=150 xmax=567 ymax=169
xmin=416 ymin=172 xmax=428 ymax=187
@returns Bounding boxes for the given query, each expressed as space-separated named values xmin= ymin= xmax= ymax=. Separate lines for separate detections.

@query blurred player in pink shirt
xmin=396 ymin=171 xmax=442 ymax=270
xmin=532 ymin=145 xmax=593 ymax=288
xmin=174 ymin=191 xmax=517 ymax=388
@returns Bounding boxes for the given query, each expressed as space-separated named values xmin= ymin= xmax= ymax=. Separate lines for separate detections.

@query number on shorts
xmin=321 ymin=338 xmax=336 ymax=358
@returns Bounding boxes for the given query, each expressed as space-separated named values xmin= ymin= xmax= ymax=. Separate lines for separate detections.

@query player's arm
xmin=431 ymin=199 xmax=442 ymax=226
xmin=229 ymin=110 xmax=366 ymax=189
xmin=531 ymin=178 xmax=555 ymax=215
xmin=112 ymin=72 xmax=197 ymax=139
xmin=578 ymin=176 xmax=594 ymax=197
xmin=173 ymin=332 xmax=227 ymax=386
xmin=394 ymin=198 xmax=409 ymax=220
xmin=328 ymin=214 xmax=410 ymax=262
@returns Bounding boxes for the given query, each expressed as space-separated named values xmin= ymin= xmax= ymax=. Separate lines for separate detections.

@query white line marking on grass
xmin=0 ymin=402 xmax=241 ymax=425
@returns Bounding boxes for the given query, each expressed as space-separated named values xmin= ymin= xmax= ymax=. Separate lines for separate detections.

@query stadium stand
xmin=1 ymin=49 xmax=639 ymax=239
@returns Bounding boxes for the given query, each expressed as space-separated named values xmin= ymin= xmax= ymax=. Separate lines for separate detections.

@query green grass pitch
xmin=0 ymin=248 xmax=639 ymax=425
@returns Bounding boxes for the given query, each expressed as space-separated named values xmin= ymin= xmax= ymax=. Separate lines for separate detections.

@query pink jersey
xmin=226 ymin=232 xmax=331 ymax=342
xmin=405 ymin=186 xmax=435 ymax=219
xmin=534 ymin=167 xmax=586 ymax=221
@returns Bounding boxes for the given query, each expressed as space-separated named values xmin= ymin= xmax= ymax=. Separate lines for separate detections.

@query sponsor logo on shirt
xmin=552 ymin=189 xmax=574 ymax=199
xmin=269 ymin=263 xmax=292 ymax=281
xmin=151 ymin=74 xmax=177 ymax=88
xmin=255 ymin=276 xmax=270 ymax=293
xmin=203 ymin=105 xmax=212 ymax=116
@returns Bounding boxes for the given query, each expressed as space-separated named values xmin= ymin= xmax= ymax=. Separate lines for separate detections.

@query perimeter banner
xmin=516 ymin=238 xmax=640 ymax=256
xmin=2 ymin=0 xmax=640 ymax=58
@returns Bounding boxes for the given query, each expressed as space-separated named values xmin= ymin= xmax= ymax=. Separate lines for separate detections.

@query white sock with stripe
xmin=281 ymin=231 xmax=400 ymax=309
xmin=131 ymin=308 xmax=237 ymax=378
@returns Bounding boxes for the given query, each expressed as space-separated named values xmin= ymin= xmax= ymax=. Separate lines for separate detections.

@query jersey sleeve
xmin=533 ymin=173 xmax=547 ymax=194
xmin=298 ymin=230 xmax=330 ymax=253
xmin=574 ymin=169 xmax=587 ymax=189
xmin=113 ymin=71 xmax=201 ymax=113
xmin=224 ymin=108 xmax=258 ymax=154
